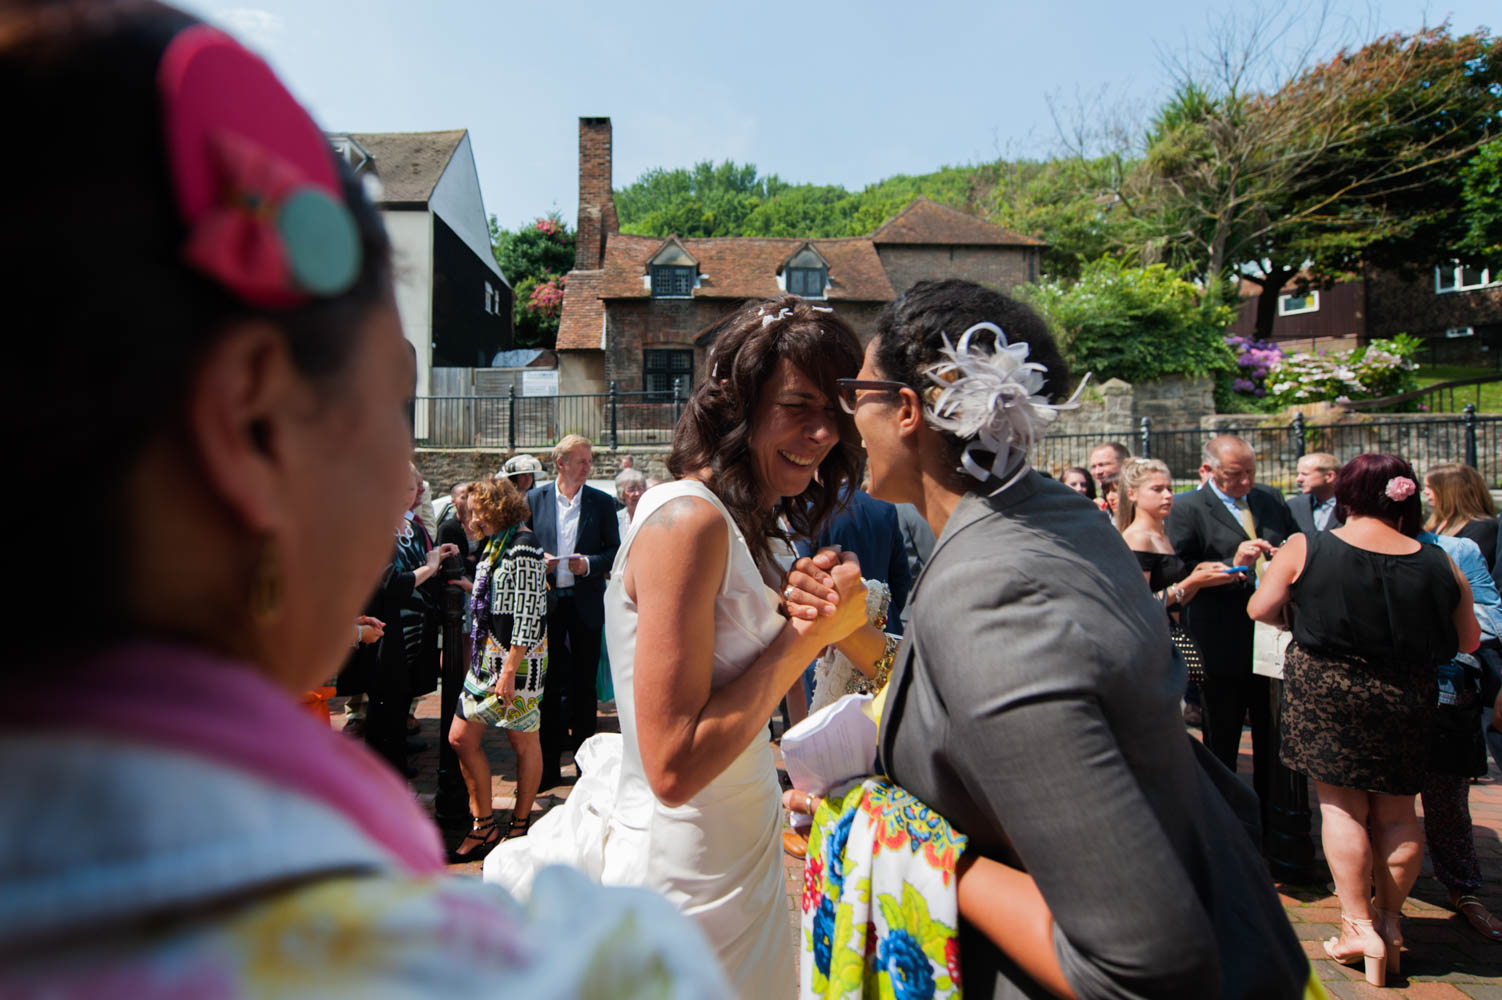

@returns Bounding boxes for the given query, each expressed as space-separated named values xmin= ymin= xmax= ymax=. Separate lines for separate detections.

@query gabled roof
xmin=596 ymin=233 xmax=894 ymax=302
xmin=345 ymin=130 xmax=467 ymax=204
xmin=869 ymin=197 xmax=1046 ymax=248
xmin=648 ymin=236 xmax=698 ymax=268
xmin=556 ymin=271 xmax=606 ymax=351
xmin=778 ymin=242 xmax=829 ymax=273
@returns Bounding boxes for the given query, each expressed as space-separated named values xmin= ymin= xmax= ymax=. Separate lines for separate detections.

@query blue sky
xmin=185 ymin=0 xmax=1497 ymax=231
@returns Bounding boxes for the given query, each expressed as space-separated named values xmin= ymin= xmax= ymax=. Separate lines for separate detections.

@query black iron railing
xmin=413 ymin=382 xmax=689 ymax=450
xmin=1032 ymin=407 xmax=1502 ymax=490
xmin=416 ymin=388 xmax=1502 ymax=488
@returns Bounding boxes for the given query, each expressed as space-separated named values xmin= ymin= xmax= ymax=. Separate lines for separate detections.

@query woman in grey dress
xmin=791 ymin=280 xmax=1310 ymax=999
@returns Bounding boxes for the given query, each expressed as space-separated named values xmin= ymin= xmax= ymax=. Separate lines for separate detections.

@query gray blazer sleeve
xmin=917 ymin=565 xmax=1220 ymax=999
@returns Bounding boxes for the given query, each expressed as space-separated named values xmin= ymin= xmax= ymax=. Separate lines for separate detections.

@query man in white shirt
xmin=525 ymin=435 xmax=621 ymax=788
xmin=1290 ymin=453 xmax=1342 ymax=534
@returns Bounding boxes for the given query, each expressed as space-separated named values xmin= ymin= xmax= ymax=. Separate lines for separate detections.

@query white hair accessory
xmin=761 ymin=306 xmax=794 ymax=328
xmin=810 ymin=305 xmax=834 ymax=313
xmin=922 ymin=322 xmax=1090 ymax=492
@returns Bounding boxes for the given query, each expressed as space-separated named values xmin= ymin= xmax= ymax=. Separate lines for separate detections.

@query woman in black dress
xmin=1251 ymin=452 xmax=1479 ymax=985
xmin=1116 ymin=457 xmax=1241 ymax=604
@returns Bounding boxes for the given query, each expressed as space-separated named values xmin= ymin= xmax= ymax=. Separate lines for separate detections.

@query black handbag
xmin=1169 ymin=621 xmax=1206 ymax=687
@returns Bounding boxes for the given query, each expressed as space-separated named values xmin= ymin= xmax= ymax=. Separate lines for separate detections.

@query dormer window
xmin=651 ymin=265 xmax=695 ymax=297
xmin=648 ymin=237 xmax=698 ymax=298
xmin=781 ymin=244 xmax=829 ymax=299
xmin=787 ymin=267 xmax=828 ymax=298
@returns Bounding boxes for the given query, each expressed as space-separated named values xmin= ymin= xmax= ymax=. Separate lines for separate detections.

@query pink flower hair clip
xmin=159 ymin=25 xmax=361 ymax=308
xmin=1385 ymin=476 xmax=1417 ymax=501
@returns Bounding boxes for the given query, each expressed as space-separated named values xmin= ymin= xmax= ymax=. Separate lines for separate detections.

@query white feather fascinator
xmin=922 ymin=322 xmax=1090 ymax=492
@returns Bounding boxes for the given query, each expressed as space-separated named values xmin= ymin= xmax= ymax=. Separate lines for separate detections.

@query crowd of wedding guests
xmin=1097 ymin=436 xmax=1502 ymax=984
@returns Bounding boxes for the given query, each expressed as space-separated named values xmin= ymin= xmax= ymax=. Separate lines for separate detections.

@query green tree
xmin=985 ymin=157 xmax=1131 ymax=281
xmin=1019 ymin=257 xmax=1236 ymax=384
xmin=616 ymin=161 xmax=787 ymax=237
xmin=1459 ymin=140 xmax=1502 ymax=258
xmin=489 ymin=213 xmax=575 ymax=349
xmin=1121 ymin=24 xmax=1502 ymax=339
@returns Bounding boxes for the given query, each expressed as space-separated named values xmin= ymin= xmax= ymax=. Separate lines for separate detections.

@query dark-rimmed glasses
xmin=835 ymin=378 xmax=910 ymax=415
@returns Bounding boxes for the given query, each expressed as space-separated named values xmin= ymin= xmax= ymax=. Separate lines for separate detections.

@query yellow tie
xmin=1235 ymin=497 xmax=1264 ymax=578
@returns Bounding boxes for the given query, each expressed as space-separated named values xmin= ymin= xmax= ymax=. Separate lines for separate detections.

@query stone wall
xmin=1049 ymin=376 xmax=1216 ymax=438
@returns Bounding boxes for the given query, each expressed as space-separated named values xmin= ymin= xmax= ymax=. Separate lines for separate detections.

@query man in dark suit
xmin=527 ymin=434 xmax=620 ymax=788
xmin=1289 ymin=452 xmax=1343 ymax=535
xmin=1167 ymin=434 xmax=1295 ymax=818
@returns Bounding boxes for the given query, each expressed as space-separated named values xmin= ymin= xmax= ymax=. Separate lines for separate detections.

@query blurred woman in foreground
xmin=0 ymin=5 xmax=725 ymax=995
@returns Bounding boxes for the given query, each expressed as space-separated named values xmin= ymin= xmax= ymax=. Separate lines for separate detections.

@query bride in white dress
xmin=486 ymin=297 xmax=869 ymax=995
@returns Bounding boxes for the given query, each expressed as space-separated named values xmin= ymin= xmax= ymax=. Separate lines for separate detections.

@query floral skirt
xmin=458 ymin=635 xmax=547 ymax=732
xmin=1280 ymin=640 xmax=1435 ymax=795
xmin=801 ymin=778 xmax=966 ymax=999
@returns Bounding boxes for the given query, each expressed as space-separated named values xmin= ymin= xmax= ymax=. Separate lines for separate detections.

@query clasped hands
xmin=781 ymin=547 xmax=868 ymax=646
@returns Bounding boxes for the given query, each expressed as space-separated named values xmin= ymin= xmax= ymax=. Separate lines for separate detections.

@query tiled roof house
xmin=328 ymin=130 xmax=511 ymax=404
xmin=555 ymin=118 xmax=1046 ymax=397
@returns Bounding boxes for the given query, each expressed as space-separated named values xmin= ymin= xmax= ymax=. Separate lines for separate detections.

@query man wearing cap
xmin=498 ymin=453 xmax=541 ymax=494
xmin=526 ymin=436 xmax=619 ymax=788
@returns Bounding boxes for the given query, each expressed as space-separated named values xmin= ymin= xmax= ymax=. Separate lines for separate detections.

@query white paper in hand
xmin=781 ymin=692 xmax=877 ymax=796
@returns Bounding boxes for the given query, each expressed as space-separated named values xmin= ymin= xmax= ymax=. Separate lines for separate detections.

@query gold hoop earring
xmin=249 ymin=540 xmax=284 ymax=626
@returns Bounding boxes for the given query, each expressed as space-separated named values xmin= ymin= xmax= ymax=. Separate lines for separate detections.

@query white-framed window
xmin=1445 ymin=326 xmax=1476 ymax=339
xmin=1278 ymin=290 xmax=1319 ymax=316
xmin=650 ymin=265 xmax=696 ymax=298
xmin=1436 ymin=262 xmax=1499 ymax=294
xmin=787 ymin=266 xmax=828 ymax=298
xmin=484 ymin=283 xmax=495 ymax=315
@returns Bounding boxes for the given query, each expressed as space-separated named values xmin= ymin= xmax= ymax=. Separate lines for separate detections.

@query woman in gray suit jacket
xmin=802 ymin=280 xmax=1309 ymax=999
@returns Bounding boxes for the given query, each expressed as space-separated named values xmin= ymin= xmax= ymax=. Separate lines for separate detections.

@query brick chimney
xmin=575 ymin=117 xmax=617 ymax=270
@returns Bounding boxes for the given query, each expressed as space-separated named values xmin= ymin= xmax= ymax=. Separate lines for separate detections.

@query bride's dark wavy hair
xmin=668 ymin=296 xmax=864 ymax=572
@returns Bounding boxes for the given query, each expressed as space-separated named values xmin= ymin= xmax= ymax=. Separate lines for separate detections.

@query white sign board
xmin=521 ymin=370 xmax=559 ymax=397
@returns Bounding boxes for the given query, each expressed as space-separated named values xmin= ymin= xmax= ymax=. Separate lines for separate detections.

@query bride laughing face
xmin=747 ymin=358 xmax=841 ymax=507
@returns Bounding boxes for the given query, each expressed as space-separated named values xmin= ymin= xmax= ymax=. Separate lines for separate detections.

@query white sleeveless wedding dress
xmin=485 ymin=480 xmax=795 ymax=996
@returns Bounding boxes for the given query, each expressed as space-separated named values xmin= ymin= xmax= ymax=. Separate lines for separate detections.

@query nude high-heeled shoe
xmin=1373 ymin=906 xmax=1403 ymax=977
xmin=1324 ymin=913 xmax=1387 ymax=986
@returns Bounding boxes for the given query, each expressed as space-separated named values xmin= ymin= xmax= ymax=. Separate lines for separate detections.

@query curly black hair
xmin=871 ymin=280 xmax=1071 ymax=484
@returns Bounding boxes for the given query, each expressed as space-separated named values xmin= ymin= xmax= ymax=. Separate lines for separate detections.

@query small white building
xmin=328 ymin=130 xmax=511 ymax=408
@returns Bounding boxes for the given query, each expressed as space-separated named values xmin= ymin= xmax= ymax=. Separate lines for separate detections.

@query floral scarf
xmin=801 ymin=778 xmax=967 ymax=999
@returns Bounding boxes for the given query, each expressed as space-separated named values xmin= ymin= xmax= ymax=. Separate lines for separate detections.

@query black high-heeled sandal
xmin=503 ymin=814 xmax=530 ymax=840
xmin=447 ymin=815 xmax=500 ymax=863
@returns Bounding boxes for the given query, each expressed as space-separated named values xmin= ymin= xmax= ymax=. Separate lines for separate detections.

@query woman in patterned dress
xmin=447 ymin=478 xmax=549 ymax=861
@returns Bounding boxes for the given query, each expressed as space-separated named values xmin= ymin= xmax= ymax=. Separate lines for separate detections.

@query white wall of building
xmin=430 ymin=133 xmax=506 ymax=285
xmin=384 ymin=209 xmax=434 ymax=418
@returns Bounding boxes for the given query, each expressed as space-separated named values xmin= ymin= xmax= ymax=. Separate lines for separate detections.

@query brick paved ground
xmin=349 ymin=696 xmax=1502 ymax=997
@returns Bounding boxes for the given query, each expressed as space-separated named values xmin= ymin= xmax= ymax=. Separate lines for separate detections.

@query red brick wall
xmin=875 ymin=245 xmax=1036 ymax=298
xmin=575 ymin=118 xmax=615 ymax=270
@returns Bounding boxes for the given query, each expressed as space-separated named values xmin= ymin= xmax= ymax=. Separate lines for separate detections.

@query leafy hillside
xmin=614 ymin=159 xmax=1123 ymax=281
